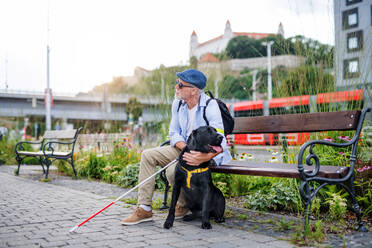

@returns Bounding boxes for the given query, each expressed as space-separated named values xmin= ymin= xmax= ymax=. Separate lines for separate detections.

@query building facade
xmin=189 ymin=20 xmax=280 ymax=59
xmin=334 ymin=0 xmax=372 ymax=91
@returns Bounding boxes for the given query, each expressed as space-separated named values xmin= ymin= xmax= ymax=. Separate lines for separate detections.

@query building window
xmin=342 ymin=8 xmax=358 ymax=30
xmin=343 ymin=58 xmax=360 ymax=78
xmin=346 ymin=0 xmax=362 ymax=6
xmin=347 ymin=30 xmax=363 ymax=52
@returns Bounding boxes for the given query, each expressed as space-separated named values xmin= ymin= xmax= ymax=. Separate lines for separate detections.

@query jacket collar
xmin=180 ymin=92 xmax=208 ymax=109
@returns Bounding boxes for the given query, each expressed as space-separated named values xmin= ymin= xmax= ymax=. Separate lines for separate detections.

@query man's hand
xmin=183 ymin=151 xmax=217 ymax=166
xmin=175 ymin=141 xmax=187 ymax=151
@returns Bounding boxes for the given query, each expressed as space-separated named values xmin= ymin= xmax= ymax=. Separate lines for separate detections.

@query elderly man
xmin=121 ymin=69 xmax=232 ymax=225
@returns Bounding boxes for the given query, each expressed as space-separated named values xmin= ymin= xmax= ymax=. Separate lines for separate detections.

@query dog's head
xmin=186 ymin=126 xmax=223 ymax=153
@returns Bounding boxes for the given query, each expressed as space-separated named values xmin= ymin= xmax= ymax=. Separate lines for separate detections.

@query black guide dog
xmin=164 ymin=126 xmax=226 ymax=229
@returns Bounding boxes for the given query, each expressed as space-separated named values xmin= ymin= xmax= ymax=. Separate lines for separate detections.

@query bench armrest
xmin=42 ymin=140 xmax=76 ymax=156
xmin=297 ymin=137 xmax=358 ymax=183
xmin=298 ymin=107 xmax=371 ymax=183
xmin=15 ymin=140 xmax=44 ymax=153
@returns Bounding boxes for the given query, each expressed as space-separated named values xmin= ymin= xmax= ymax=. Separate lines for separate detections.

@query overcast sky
xmin=0 ymin=0 xmax=334 ymax=94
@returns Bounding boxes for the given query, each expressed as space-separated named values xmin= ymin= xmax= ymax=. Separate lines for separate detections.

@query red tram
xmin=231 ymin=89 xmax=364 ymax=146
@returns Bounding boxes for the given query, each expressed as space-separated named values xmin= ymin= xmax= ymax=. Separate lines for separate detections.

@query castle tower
xmin=189 ymin=30 xmax=199 ymax=58
xmin=277 ymin=22 xmax=284 ymax=37
xmin=224 ymin=20 xmax=233 ymax=39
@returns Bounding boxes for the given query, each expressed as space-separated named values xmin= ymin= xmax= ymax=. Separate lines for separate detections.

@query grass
xmin=237 ymin=214 xmax=248 ymax=220
xmin=121 ymin=197 xmax=137 ymax=205
xmin=275 ymin=217 xmax=294 ymax=231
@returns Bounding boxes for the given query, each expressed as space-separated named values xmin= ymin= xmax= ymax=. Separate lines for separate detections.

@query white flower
xmin=269 ymin=156 xmax=279 ymax=163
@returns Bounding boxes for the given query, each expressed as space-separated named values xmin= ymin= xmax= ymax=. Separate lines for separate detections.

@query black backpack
xmin=177 ymin=90 xmax=235 ymax=135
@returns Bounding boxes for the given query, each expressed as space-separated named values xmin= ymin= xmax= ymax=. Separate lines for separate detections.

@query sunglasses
xmin=176 ymin=79 xmax=194 ymax=89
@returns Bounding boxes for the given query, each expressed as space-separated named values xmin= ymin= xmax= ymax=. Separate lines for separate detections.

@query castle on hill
xmin=189 ymin=20 xmax=284 ymax=59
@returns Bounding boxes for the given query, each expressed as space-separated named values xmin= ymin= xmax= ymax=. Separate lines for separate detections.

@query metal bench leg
xmin=300 ymin=181 xmax=312 ymax=235
xmin=15 ymin=155 xmax=22 ymax=176
xmin=39 ymin=157 xmax=46 ymax=174
xmin=159 ymin=170 xmax=169 ymax=210
xmin=44 ymin=158 xmax=51 ymax=180
xmin=70 ymin=159 xmax=77 ymax=178
xmin=341 ymin=176 xmax=368 ymax=232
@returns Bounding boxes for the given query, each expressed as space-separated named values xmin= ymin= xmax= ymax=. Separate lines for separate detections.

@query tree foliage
xmin=226 ymin=35 xmax=333 ymax=68
xmin=218 ymin=72 xmax=253 ymax=100
xmin=126 ymin=97 xmax=143 ymax=121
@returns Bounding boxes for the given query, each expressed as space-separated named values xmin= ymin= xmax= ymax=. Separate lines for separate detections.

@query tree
xmin=226 ymin=36 xmax=265 ymax=58
xmin=225 ymin=35 xmax=333 ymax=68
xmin=126 ymin=98 xmax=143 ymax=122
xmin=189 ymin=56 xmax=198 ymax=68
xmin=218 ymin=73 xmax=252 ymax=100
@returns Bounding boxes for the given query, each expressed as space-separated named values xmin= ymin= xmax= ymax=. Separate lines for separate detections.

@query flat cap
xmin=176 ymin=69 xmax=206 ymax=89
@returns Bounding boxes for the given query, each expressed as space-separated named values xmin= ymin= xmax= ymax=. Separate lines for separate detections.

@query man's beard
xmin=174 ymin=93 xmax=182 ymax=100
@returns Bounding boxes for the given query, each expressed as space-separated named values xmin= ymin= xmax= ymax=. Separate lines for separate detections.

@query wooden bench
xmin=15 ymin=128 xmax=82 ymax=179
xmin=160 ymin=108 xmax=371 ymax=232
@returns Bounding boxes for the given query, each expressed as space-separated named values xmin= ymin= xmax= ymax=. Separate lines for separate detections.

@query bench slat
xmin=211 ymin=161 xmax=349 ymax=179
xmin=17 ymin=151 xmax=71 ymax=157
xmin=233 ymin=110 xmax=360 ymax=134
xmin=43 ymin=129 xmax=78 ymax=139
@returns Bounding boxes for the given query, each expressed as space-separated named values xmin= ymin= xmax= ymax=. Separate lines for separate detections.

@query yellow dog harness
xmin=180 ymin=166 xmax=209 ymax=189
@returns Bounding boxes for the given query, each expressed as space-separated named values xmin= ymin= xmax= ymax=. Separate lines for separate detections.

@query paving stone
xmin=1 ymin=166 xmax=370 ymax=248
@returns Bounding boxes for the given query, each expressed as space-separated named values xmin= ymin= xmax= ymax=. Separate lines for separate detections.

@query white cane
xmin=69 ymin=159 xmax=177 ymax=233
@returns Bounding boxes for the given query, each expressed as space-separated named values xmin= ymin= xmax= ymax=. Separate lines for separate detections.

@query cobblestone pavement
xmin=0 ymin=165 xmax=371 ymax=248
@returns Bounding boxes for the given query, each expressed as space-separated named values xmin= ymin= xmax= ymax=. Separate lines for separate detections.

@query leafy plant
xmin=312 ymin=220 xmax=325 ymax=243
xmin=0 ymin=136 xmax=19 ymax=165
xmin=275 ymin=217 xmax=294 ymax=231
xmin=243 ymin=178 xmax=303 ymax=213
xmin=115 ymin=163 xmax=164 ymax=190
xmin=311 ymin=197 xmax=321 ymax=219
xmin=326 ymin=193 xmax=347 ymax=221
xmin=116 ymin=162 xmax=140 ymax=188
xmin=78 ymin=153 xmax=106 ymax=179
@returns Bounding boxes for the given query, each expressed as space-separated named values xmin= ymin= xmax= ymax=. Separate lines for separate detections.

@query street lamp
xmin=45 ymin=0 xmax=52 ymax=130
xmin=261 ymin=41 xmax=274 ymax=100
xmin=251 ymin=70 xmax=258 ymax=101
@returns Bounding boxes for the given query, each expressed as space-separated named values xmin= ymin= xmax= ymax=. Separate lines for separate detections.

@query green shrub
xmin=116 ymin=162 xmax=140 ymax=188
xmin=22 ymin=156 xmax=41 ymax=165
xmin=78 ymin=153 xmax=106 ymax=179
xmin=243 ymin=178 xmax=302 ymax=213
xmin=326 ymin=193 xmax=347 ymax=221
xmin=115 ymin=162 xmax=164 ymax=190
xmin=0 ymin=136 xmax=17 ymax=165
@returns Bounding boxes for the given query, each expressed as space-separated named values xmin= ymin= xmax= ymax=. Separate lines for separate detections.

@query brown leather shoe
xmin=175 ymin=204 xmax=189 ymax=220
xmin=121 ymin=207 xmax=153 ymax=225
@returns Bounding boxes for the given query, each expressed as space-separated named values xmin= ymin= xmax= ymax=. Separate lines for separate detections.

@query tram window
xmin=270 ymin=105 xmax=309 ymax=115
xmin=269 ymin=107 xmax=287 ymax=115
xmin=347 ymin=100 xmax=364 ymax=110
xmin=288 ymin=105 xmax=310 ymax=114
xmin=317 ymin=100 xmax=363 ymax=112
xmin=234 ymin=109 xmax=263 ymax=117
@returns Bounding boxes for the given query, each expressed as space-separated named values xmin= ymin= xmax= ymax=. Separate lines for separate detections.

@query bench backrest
xmin=232 ymin=110 xmax=361 ymax=134
xmin=43 ymin=129 xmax=80 ymax=139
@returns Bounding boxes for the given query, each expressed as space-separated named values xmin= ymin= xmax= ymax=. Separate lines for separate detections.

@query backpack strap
xmin=203 ymin=98 xmax=212 ymax=126
xmin=203 ymin=96 xmax=225 ymax=135
xmin=177 ymin=100 xmax=183 ymax=112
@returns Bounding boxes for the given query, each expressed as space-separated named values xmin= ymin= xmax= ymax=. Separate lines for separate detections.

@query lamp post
xmin=45 ymin=0 xmax=51 ymax=130
xmin=262 ymin=41 xmax=274 ymax=100
xmin=46 ymin=45 xmax=51 ymax=131
xmin=251 ymin=70 xmax=258 ymax=101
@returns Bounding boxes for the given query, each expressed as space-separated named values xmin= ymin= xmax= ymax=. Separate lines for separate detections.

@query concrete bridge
xmin=0 ymin=89 xmax=172 ymax=123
